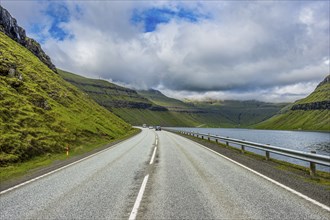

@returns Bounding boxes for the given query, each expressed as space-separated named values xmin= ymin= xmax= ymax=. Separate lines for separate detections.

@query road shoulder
xmin=0 ymin=129 xmax=141 ymax=192
xmin=171 ymin=131 xmax=330 ymax=207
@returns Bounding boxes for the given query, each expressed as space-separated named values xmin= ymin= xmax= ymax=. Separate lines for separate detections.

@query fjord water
xmin=170 ymin=128 xmax=330 ymax=171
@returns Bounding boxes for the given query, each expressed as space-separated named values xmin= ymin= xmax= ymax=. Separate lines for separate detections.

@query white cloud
xmin=2 ymin=0 xmax=329 ymax=103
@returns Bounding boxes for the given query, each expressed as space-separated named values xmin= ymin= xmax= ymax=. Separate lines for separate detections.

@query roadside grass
xmin=0 ymin=129 xmax=139 ymax=183
xmin=177 ymin=132 xmax=330 ymax=188
xmin=0 ymin=32 xmax=133 ymax=167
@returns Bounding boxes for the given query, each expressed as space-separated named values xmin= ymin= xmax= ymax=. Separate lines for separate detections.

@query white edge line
xmin=149 ymin=147 xmax=157 ymax=165
xmin=0 ymin=136 xmax=135 ymax=195
xmin=168 ymin=131 xmax=330 ymax=212
xmin=195 ymin=141 xmax=330 ymax=212
xmin=129 ymin=174 xmax=149 ymax=220
xmin=155 ymin=139 xmax=158 ymax=146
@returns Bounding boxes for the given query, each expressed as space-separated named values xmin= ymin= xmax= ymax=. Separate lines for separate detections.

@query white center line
xmin=149 ymin=147 xmax=157 ymax=164
xmin=129 ymin=174 xmax=149 ymax=220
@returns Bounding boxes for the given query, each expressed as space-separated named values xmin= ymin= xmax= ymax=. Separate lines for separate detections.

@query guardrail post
xmin=265 ymin=151 xmax=270 ymax=160
xmin=202 ymin=136 xmax=204 ymax=140
xmin=310 ymin=151 xmax=316 ymax=177
xmin=241 ymin=145 xmax=245 ymax=154
xmin=208 ymin=133 xmax=210 ymax=141
xmin=215 ymin=139 xmax=218 ymax=143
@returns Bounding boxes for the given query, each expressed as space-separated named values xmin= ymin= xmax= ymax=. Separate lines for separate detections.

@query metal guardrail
xmin=167 ymin=129 xmax=330 ymax=176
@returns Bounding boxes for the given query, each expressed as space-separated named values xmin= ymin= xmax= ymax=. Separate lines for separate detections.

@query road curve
xmin=1 ymin=128 xmax=329 ymax=219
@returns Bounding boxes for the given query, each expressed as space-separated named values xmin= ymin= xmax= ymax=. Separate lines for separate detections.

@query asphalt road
xmin=1 ymin=128 xmax=329 ymax=219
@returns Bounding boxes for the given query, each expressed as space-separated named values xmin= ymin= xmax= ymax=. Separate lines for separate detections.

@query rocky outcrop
xmin=291 ymin=100 xmax=330 ymax=111
xmin=0 ymin=5 xmax=57 ymax=73
xmin=291 ymin=75 xmax=330 ymax=111
xmin=316 ymin=74 xmax=330 ymax=88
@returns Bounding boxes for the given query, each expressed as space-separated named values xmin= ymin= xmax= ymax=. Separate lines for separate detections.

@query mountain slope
xmin=58 ymin=69 xmax=166 ymax=110
xmin=0 ymin=31 xmax=133 ymax=165
xmin=0 ymin=5 xmax=57 ymax=72
xmin=137 ymin=90 xmax=286 ymax=127
xmin=255 ymin=75 xmax=330 ymax=131
xmin=138 ymin=89 xmax=198 ymax=112
xmin=59 ymin=69 xmax=206 ymax=126
xmin=60 ymin=69 xmax=286 ymax=127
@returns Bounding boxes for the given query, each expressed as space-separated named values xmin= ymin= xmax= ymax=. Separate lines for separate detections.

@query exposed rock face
xmin=291 ymin=75 xmax=330 ymax=111
xmin=291 ymin=100 xmax=330 ymax=111
xmin=0 ymin=5 xmax=57 ymax=73
xmin=317 ymin=75 xmax=330 ymax=88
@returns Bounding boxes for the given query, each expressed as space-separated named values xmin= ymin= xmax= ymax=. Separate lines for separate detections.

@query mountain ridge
xmin=59 ymin=69 xmax=286 ymax=127
xmin=255 ymin=74 xmax=330 ymax=131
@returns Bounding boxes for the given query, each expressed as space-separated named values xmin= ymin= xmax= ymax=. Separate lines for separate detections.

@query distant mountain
xmin=137 ymin=89 xmax=202 ymax=113
xmin=58 ymin=70 xmax=167 ymax=111
xmin=59 ymin=69 xmax=285 ymax=127
xmin=0 ymin=30 xmax=132 ymax=165
xmin=256 ymin=75 xmax=330 ymax=131
xmin=59 ymin=70 xmax=203 ymax=126
xmin=191 ymin=100 xmax=288 ymax=127
xmin=137 ymin=90 xmax=287 ymax=127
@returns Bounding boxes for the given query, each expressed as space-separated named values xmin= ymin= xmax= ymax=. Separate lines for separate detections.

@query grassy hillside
xmin=138 ymin=89 xmax=196 ymax=112
xmin=256 ymin=75 xmax=330 ymax=131
xmin=59 ymin=70 xmax=201 ymax=126
xmin=192 ymin=100 xmax=287 ymax=127
xmin=0 ymin=32 xmax=133 ymax=166
xmin=58 ymin=70 xmax=158 ymax=109
xmin=138 ymin=90 xmax=286 ymax=127
xmin=60 ymin=70 xmax=285 ymax=127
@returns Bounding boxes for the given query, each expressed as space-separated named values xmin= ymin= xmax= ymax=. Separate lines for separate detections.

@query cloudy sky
xmin=2 ymin=0 xmax=329 ymax=102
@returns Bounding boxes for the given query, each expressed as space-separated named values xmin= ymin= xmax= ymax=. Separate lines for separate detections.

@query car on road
xmin=155 ymin=126 xmax=161 ymax=131
xmin=149 ymin=126 xmax=153 ymax=129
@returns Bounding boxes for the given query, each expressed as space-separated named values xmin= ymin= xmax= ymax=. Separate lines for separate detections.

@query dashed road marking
xmin=129 ymin=174 xmax=149 ymax=220
xmin=150 ymin=147 xmax=157 ymax=164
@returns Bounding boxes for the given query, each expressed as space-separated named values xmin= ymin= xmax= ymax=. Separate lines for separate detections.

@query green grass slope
xmin=138 ymin=90 xmax=286 ymax=127
xmin=138 ymin=89 xmax=196 ymax=112
xmin=59 ymin=70 xmax=285 ymax=128
xmin=58 ymin=69 xmax=157 ymax=109
xmin=256 ymin=75 xmax=330 ymax=131
xmin=190 ymin=100 xmax=286 ymax=127
xmin=59 ymin=70 xmax=203 ymax=126
xmin=0 ymin=32 xmax=133 ymax=166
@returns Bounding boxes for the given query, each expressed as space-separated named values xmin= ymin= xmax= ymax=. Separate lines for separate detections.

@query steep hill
xmin=137 ymin=89 xmax=199 ymax=112
xmin=137 ymin=90 xmax=286 ymax=126
xmin=256 ymin=75 xmax=330 ymax=131
xmin=58 ymin=70 xmax=166 ymax=111
xmin=0 ymin=31 xmax=133 ymax=165
xmin=192 ymin=100 xmax=287 ymax=127
xmin=0 ymin=6 xmax=57 ymax=72
xmin=60 ymin=70 xmax=285 ymax=127
xmin=59 ymin=70 xmax=204 ymax=126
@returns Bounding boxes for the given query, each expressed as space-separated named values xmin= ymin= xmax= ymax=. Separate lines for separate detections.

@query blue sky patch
xmin=30 ymin=2 xmax=72 ymax=42
xmin=132 ymin=7 xmax=208 ymax=32
xmin=45 ymin=2 xmax=70 ymax=40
